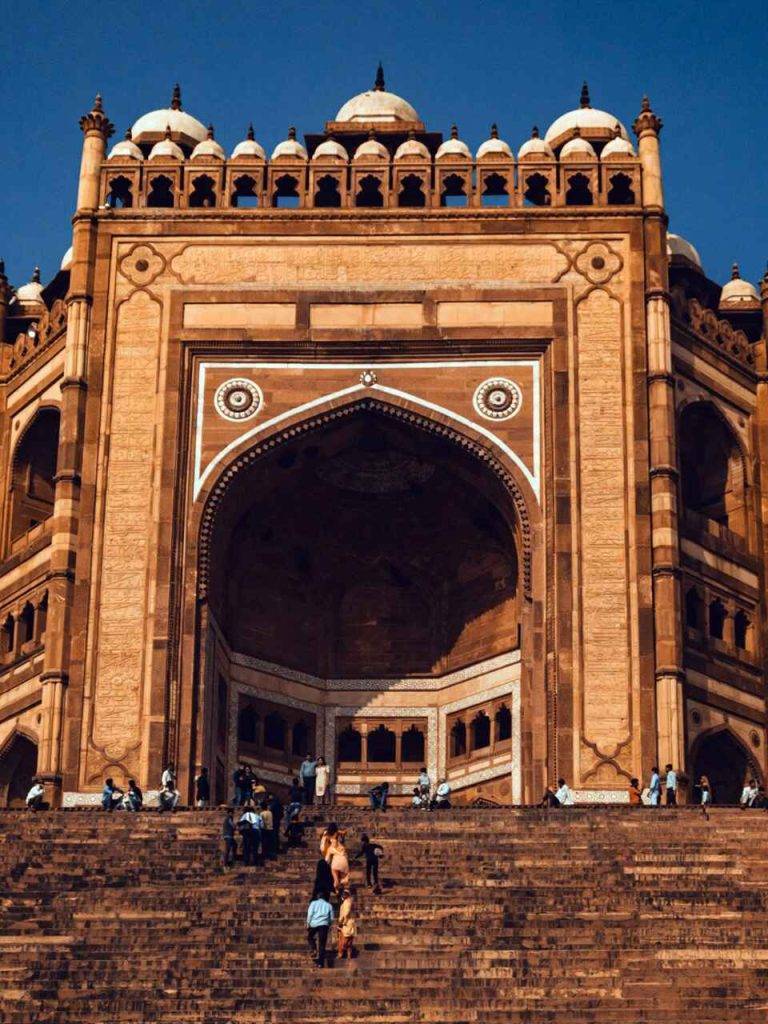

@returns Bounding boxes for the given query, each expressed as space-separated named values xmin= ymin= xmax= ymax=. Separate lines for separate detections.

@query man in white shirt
xmin=161 ymin=764 xmax=176 ymax=788
xmin=740 ymin=778 xmax=759 ymax=809
xmin=238 ymin=806 xmax=263 ymax=866
xmin=554 ymin=778 xmax=574 ymax=806
xmin=648 ymin=767 xmax=661 ymax=807
xmin=26 ymin=780 xmax=45 ymax=811
xmin=430 ymin=780 xmax=451 ymax=810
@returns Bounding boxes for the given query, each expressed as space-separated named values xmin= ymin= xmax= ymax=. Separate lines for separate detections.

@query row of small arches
xmin=0 ymin=593 xmax=48 ymax=659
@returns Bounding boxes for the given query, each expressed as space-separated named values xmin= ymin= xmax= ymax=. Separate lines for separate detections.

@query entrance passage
xmin=0 ymin=733 xmax=37 ymax=807
xmin=207 ymin=407 xmax=520 ymax=678
xmin=692 ymin=730 xmax=756 ymax=805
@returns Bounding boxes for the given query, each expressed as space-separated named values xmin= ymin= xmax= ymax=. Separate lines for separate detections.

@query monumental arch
xmin=0 ymin=72 xmax=766 ymax=806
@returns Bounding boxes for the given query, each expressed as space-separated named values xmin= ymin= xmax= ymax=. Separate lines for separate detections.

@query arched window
xmin=106 ymin=175 xmax=133 ymax=208
xmin=607 ymin=172 xmax=635 ymax=205
xmin=367 ymin=724 xmax=396 ymax=762
xmin=685 ymin=587 xmax=703 ymax=630
xmin=401 ymin=725 xmax=425 ymax=763
xmin=0 ymin=615 xmax=14 ymax=657
xmin=17 ymin=603 xmax=34 ymax=647
xmin=263 ymin=712 xmax=286 ymax=750
xmin=398 ymin=174 xmax=426 ymax=208
xmin=189 ymin=174 xmax=216 ymax=208
xmin=147 ymin=175 xmax=174 ymax=208
xmin=231 ymin=174 xmax=259 ymax=208
xmin=273 ymin=174 xmax=300 ymax=208
xmin=441 ymin=173 xmax=467 ymax=207
xmin=523 ymin=172 xmax=551 ymax=206
xmin=36 ymin=593 xmax=48 ymax=639
xmin=450 ymin=720 xmax=466 ymax=758
xmin=356 ymin=174 xmax=383 ymax=208
xmin=337 ymin=725 xmax=362 ymax=763
xmin=9 ymin=408 xmax=60 ymax=545
xmin=292 ymin=719 xmax=310 ymax=756
xmin=470 ymin=711 xmax=491 ymax=751
xmin=734 ymin=610 xmax=751 ymax=651
xmin=314 ymin=174 xmax=341 ymax=208
xmin=679 ymin=404 xmax=746 ymax=536
xmin=238 ymin=705 xmax=259 ymax=745
xmin=565 ymin=173 xmax=593 ymax=206
xmin=481 ymin=172 xmax=508 ymax=207
xmin=708 ymin=599 xmax=727 ymax=641
xmin=494 ymin=704 xmax=512 ymax=743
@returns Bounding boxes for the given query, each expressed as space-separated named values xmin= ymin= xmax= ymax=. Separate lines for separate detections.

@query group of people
xmin=306 ymin=821 xmax=384 ymax=967
xmin=411 ymin=768 xmax=452 ymax=810
xmin=222 ymin=792 xmax=286 ymax=867
xmin=99 ymin=764 xmax=210 ymax=813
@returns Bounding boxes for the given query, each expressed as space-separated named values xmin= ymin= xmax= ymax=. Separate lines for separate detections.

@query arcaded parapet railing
xmin=4 ymin=299 xmax=67 ymax=379
xmin=98 ymin=154 xmax=642 ymax=212
xmin=678 ymin=297 xmax=755 ymax=370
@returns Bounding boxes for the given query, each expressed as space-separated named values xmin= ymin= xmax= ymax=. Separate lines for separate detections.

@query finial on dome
xmin=0 ymin=259 xmax=5 ymax=278
xmin=207 ymin=123 xmax=215 ymax=139
xmin=79 ymin=92 xmax=113 ymax=138
xmin=731 ymin=262 xmax=740 ymax=280
xmin=288 ymin=125 xmax=296 ymax=140
xmin=171 ymin=84 xmax=182 ymax=111
xmin=633 ymin=95 xmax=662 ymax=137
xmin=93 ymin=93 xmax=103 ymax=113
xmin=531 ymin=125 xmax=539 ymax=138
xmin=368 ymin=128 xmax=376 ymax=139
xmin=490 ymin=123 xmax=498 ymax=139
xmin=641 ymin=95 xmax=651 ymax=112
xmin=164 ymin=124 xmax=172 ymax=139
xmin=247 ymin=123 xmax=254 ymax=141
xmin=450 ymin=124 xmax=458 ymax=139
xmin=374 ymin=62 xmax=385 ymax=91
xmin=407 ymin=129 xmax=416 ymax=140
xmin=573 ymin=126 xmax=581 ymax=137
xmin=614 ymin=123 xmax=622 ymax=137
xmin=124 ymin=128 xmax=132 ymax=140
xmin=580 ymin=81 xmax=591 ymax=108
xmin=32 ymin=266 xmax=41 ymax=284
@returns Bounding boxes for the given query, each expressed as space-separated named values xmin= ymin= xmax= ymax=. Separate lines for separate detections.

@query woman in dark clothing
xmin=313 ymin=856 xmax=335 ymax=899
xmin=353 ymin=833 xmax=384 ymax=892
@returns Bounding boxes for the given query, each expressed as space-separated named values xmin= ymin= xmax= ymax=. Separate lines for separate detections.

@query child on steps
xmin=337 ymin=889 xmax=357 ymax=960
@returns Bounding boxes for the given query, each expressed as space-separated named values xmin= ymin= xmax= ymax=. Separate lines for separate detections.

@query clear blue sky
xmin=0 ymin=0 xmax=765 ymax=291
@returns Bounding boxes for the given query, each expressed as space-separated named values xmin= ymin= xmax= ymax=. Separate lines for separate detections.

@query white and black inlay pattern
xmin=214 ymin=378 xmax=263 ymax=421
xmin=473 ymin=378 xmax=523 ymax=421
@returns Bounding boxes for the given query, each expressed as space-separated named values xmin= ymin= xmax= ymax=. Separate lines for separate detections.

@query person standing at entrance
xmin=306 ymin=890 xmax=334 ymax=967
xmin=665 ymin=764 xmax=678 ymax=806
xmin=300 ymin=754 xmax=317 ymax=805
xmin=195 ymin=767 xmax=210 ymax=809
xmin=315 ymin=757 xmax=331 ymax=806
xmin=700 ymin=775 xmax=712 ymax=820
xmin=648 ymin=766 xmax=661 ymax=807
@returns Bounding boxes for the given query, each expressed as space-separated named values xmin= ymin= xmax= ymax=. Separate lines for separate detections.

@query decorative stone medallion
xmin=473 ymin=378 xmax=523 ymax=421
xmin=214 ymin=378 xmax=263 ymax=421
xmin=574 ymin=241 xmax=622 ymax=285
xmin=119 ymin=242 xmax=165 ymax=287
xmin=360 ymin=369 xmax=378 ymax=387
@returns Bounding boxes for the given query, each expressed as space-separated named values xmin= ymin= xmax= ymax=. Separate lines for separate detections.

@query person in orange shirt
xmin=628 ymin=777 xmax=642 ymax=805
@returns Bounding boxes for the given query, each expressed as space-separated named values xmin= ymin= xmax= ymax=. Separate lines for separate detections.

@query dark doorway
xmin=0 ymin=733 xmax=38 ymax=807
xmin=692 ymin=730 xmax=753 ymax=805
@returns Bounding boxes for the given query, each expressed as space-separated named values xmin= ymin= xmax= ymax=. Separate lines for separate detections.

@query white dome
xmin=436 ymin=127 xmax=471 ymax=160
xmin=191 ymin=127 xmax=225 ymax=160
xmin=336 ymin=89 xmax=418 ymax=124
xmin=14 ymin=269 xmax=44 ymax=306
xmin=313 ymin=138 xmax=348 ymax=161
xmin=148 ymin=135 xmax=185 ymax=161
xmin=353 ymin=137 xmax=389 ymax=160
xmin=667 ymin=233 xmax=703 ymax=271
xmin=271 ymin=129 xmax=308 ymax=161
xmin=231 ymin=126 xmax=266 ymax=160
xmin=60 ymin=246 xmax=73 ymax=271
xmin=720 ymin=265 xmax=759 ymax=305
xmin=108 ymin=131 xmax=144 ymax=161
xmin=131 ymin=87 xmax=207 ymax=147
xmin=394 ymin=137 xmax=430 ymax=160
xmin=518 ymin=128 xmax=554 ymax=160
xmin=545 ymin=84 xmax=628 ymax=145
xmin=559 ymin=134 xmax=597 ymax=160
xmin=477 ymin=125 xmax=513 ymax=160
xmin=601 ymin=133 xmax=636 ymax=159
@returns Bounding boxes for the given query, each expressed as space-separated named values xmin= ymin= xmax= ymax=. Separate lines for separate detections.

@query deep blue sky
xmin=1 ymin=0 xmax=765 ymax=291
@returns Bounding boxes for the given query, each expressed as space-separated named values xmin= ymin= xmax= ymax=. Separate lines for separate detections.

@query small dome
xmin=231 ymin=125 xmax=267 ymax=161
xmin=313 ymin=138 xmax=349 ymax=161
xmin=394 ymin=135 xmax=430 ymax=161
xmin=436 ymin=125 xmax=471 ymax=160
xmin=517 ymin=127 xmax=554 ymax=161
xmin=271 ymin=127 xmax=308 ymax=161
xmin=108 ymin=129 xmax=144 ymax=161
xmin=545 ymin=82 xmax=629 ymax=146
xmin=476 ymin=124 xmax=513 ymax=160
xmin=720 ymin=264 xmax=760 ymax=306
xmin=191 ymin=125 xmax=225 ymax=160
xmin=336 ymin=66 xmax=419 ymax=124
xmin=559 ymin=131 xmax=597 ymax=160
xmin=60 ymin=246 xmax=73 ymax=272
xmin=131 ymin=85 xmax=207 ymax=147
xmin=353 ymin=136 xmax=389 ymax=160
xmin=14 ymin=267 xmax=44 ymax=306
xmin=148 ymin=127 xmax=185 ymax=161
xmin=667 ymin=232 xmax=703 ymax=271
xmin=601 ymin=128 xmax=636 ymax=159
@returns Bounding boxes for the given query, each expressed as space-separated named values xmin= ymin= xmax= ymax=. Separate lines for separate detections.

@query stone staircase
xmin=1 ymin=806 xmax=767 ymax=1022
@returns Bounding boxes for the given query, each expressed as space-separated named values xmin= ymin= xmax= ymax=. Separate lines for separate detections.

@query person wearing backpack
xmin=353 ymin=833 xmax=384 ymax=893
xmin=238 ymin=805 xmax=262 ymax=866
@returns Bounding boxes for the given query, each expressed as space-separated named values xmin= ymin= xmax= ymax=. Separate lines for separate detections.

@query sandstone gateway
xmin=0 ymin=74 xmax=765 ymax=808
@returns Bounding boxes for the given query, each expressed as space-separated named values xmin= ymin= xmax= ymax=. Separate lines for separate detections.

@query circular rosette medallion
xmin=473 ymin=378 xmax=523 ymax=421
xmin=214 ymin=378 xmax=263 ymax=421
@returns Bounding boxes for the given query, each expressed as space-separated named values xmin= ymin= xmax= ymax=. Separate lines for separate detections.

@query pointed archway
xmin=0 ymin=732 xmax=38 ymax=807
xmin=691 ymin=728 xmax=760 ymax=805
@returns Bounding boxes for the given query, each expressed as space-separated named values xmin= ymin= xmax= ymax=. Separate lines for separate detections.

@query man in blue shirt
xmin=299 ymin=754 xmax=317 ymax=805
xmin=306 ymin=890 xmax=334 ymax=967
xmin=665 ymin=764 xmax=678 ymax=806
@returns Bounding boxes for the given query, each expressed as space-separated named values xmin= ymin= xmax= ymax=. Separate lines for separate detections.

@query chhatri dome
xmin=335 ymin=64 xmax=419 ymax=124
xmin=131 ymin=85 xmax=207 ymax=150
xmin=545 ymin=82 xmax=629 ymax=148
xmin=666 ymin=232 xmax=703 ymax=271
xmin=720 ymin=263 xmax=760 ymax=307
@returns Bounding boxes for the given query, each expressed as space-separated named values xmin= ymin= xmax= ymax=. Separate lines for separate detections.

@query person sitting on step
xmin=740 ymin=778 xmax=759 ymax=809
xmin=101 ymin=777 xmax=123 ymax=812
xmin=554 ymin=778 xmax=574 ymax=806
xmin=25 ymin=779 xmax=45 ymax=811
xmin=158 ymin=779 xmax=180 ymax=813
xmin=411 ymin=785 xmax=428 ymax=809
xmin=430 ymin=779 xmax=451 ymax=810
xmin=124 ymin=779 xmax=143 ymax=811
xmin=369 ymin=781 xmax=389 ymax=811
xmin=417 ymin=766 xmax=432 ymax=803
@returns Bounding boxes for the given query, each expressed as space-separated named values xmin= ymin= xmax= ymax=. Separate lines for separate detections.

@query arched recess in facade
xmin=0 ymin=728 xmax=38 ymax=807
xmin=174 ymin=394 xmax=546 ymax=801
xmin=690 ymin=725 xmax=763 ymax=805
